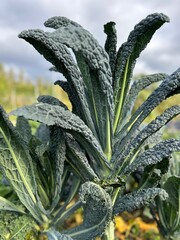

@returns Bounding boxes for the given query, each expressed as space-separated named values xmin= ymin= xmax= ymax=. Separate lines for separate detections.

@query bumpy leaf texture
xmin=123 ymin=139 xmax=180 ymax=175
xmin=104 ymin=21 xmax=117 ymax=75
xmin=16 ymin=116 xmax=32 ymax=143
xmin=19 ymin=16 xmax=114 ymax=159
xmin=120 ymin=73 xmax=169 ymax=129
xmin=113 ymin=13 xmax=169 ymax=133
xmin=37 ymin=95 xmax=67 ymax=208
xmin=118 ymin=68 xmax=180 ymax=143
xmin=65 ymin=134 xmax=99 ymax=182
xmin=112 ymin=105 xmax=180 ymax=175
xmin=19 ymin=29 xmax=96 ymax=137
xmin=113 ymin=188 xmax=168 ymax=215
xmin=63 ymin=182 xmax=112 ymax=240
xmin=11 ymin=103 xmax=110 ymax=178
xmin=45 ymin=16 xmax=114 ymax=157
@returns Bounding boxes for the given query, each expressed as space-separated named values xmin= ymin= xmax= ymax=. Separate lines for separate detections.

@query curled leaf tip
xmin=44 ymin=16 xmax=80 ymax=29
xmin=104 ymin=21 xmax=116 ymax=34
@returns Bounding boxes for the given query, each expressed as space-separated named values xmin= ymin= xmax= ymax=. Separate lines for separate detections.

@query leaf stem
xmin=113 ymin=56 xmax=130 ymax=134
xmin=104 ymin=111 xmax=112 ymax=161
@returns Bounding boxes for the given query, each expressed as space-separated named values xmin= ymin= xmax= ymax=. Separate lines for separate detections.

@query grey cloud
xmin=0 ymin=0 xmax=179 ymax=81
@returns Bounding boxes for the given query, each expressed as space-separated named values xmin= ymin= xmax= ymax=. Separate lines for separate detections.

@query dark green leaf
xmin=65 ymin=134 xmax=99 ymax=181
xmin=118 ymin=68 xmax=180 ymax=145
xmin=156 ymin=176 xmax=180 ymax=235
xmin=120 ymin=73 xmax=168 ymax=130
xmin=19 ymin=29 xmax=96 ymax=136
xmin=64 ymin=182 xmax=112 ymax=240
xmin=49 ymin=127 xmax=66 ymax=209
xmin=35 ymin=123 xmax=50 ymax=144
xmin=113 ymin=13 xmax=169 ymax=133
xmin=113 ymin=188 xmax=168 ymax=215
xmin=38 ymin=95 xmax=68 ymax=109
xmin=16 ymin=116 xmax=32 ymax=143
xmin=45 ymin=16 xmax=114 ymax=159
xmin=11 ymin=103 xmax=110 ymax=176
xmin=138 ymin=157 xmax=170 ymax=189
xmin=112 ymin=105 xmax=180 ymax=172
xmin=104 ymin=21 xmax=117 ymax=75
xmin=123 ymin=139 xmax=180 ymax=175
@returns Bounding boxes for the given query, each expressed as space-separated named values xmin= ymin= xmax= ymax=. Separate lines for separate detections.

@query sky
xmin=0 ymin=0 xmax=180 ymax=82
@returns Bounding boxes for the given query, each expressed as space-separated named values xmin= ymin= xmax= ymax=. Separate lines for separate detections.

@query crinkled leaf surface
xmin=45 ymin=16 xmax=114 ymax=159
xmin=38 ymin=95 xmax=68 ymax=109
xmin=123 ymin=139 xmax=180 ymax=175
xmin=119 ymin=68 xmax=180 ymax=143
xmin=104 ymin=21 xmax=117 ymax=75
xmin=120 ymin=73 xmax=168 ymax=128
xmin=11 ymin=103 xmax=110 ymax=177
xmin=112 ymin=105 xmax=180 ymax=174
xmin=0 ymin=106 xmax=43 ymax=223
xmin=0 ymin=212 xmax=35 ymax=240
xmin=45 ymin=16 xmax=113 ymax=113
xmin=113 ymin=188 xmax=168 ymax=215
xmin=138 ymin=158 xmax=170 ymax=189
xmin=48 ymin=127 xmax=66 ymax=209
xmin=65 ymin=134 xmax=99 ymax=182
xmin=16 ymin=116 xmax=32 ymax=143
xmin=63 ymin=182 xmax=112 ymax=240
xmin=113 ymin=13 xmax=169 ymax=133
xmin=19 ymin=29 xmax=96 ymax=136
xmin=113 ymin=68 xmax=180 ymax=158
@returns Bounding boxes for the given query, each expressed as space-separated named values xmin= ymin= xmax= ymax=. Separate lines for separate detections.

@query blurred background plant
xmin=0 ymin=63 xmax=179 ymax=240
xmin=150 ymin=152 xmax=180 ymax=240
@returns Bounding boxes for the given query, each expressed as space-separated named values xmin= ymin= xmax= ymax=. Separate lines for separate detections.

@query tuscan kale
xmin=0 ymin=12 xmax=179 ymax=239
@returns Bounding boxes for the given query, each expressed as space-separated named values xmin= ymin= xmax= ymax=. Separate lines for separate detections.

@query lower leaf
xmin=63 ymin=182 xmax=112 ymax=240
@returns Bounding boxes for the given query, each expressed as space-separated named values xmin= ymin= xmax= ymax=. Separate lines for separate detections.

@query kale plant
xmin=0 ymin=13 xmax=180 ymax=239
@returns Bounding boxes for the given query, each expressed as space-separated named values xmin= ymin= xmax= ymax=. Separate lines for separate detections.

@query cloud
xmin=0 ymin=0 xmax=179 ymax=82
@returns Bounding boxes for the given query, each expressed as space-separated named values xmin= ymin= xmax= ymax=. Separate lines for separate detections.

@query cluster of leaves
xmin=0 ymin=12 xmax=180 ymax=239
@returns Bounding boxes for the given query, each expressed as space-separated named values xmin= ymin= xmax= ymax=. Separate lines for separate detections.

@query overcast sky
xmin=0 ymin=0 xmax=180 ymax=82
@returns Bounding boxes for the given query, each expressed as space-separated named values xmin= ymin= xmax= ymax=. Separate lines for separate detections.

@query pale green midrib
xmin=0 ymin=127 xmax=37 ymax=204
xmin=104 ymin=110 xmax=112 ymax=161
xmin=91 ymin=91 xmax=100 ymax=130
xmin=53 ymin=180 xmax=80 ymax=225
xmin=113 ymin=56 xmax=130 ymax=133
xmin=119 ymin=148 xmax=141 ymax=176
